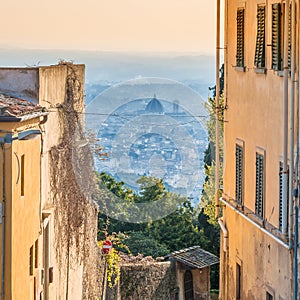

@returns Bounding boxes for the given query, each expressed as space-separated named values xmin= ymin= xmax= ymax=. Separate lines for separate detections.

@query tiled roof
xmin=171 ymin=246 xmax=219 ymax=269
xmin=0 ymin=93 xmax=47 ymax=121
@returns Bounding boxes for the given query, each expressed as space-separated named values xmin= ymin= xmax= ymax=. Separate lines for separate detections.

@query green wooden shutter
xmin=236 ymin=9 xmax=245 ymax=67
xmin=279 ymin=163 xmax=283 ymax=228
xmin=254 ymin=6 xmax=266 ymax=68
xmin=235 ymin=145 xmax=243 ymax=203
xmin=271 ymin=4 xmax=281 ymax=70
xmin=279 ymin=162 xmax=289 ymax=229
xmin=255 ymin=153 xmax=264 ymax=218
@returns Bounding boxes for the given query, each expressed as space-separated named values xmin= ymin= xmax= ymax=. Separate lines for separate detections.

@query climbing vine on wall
xmin=48 ymin=62 xmax=103 ymax=298
xmin=98 ymin=235 xmax=131 ymax=288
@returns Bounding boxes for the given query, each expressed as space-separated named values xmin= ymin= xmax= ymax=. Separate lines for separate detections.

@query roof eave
xmin=0 ymin=116 xmax=21 ymax=122
xmin=0 ymin=111 xmax=48 ymax=123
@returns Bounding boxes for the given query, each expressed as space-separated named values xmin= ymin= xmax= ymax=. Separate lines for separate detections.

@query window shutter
xmin=279 ymin=163 xmax=283 ymax=228
xmin=271 ymin=4 xmax=281 ymax=70
xmin=279 ymin=162 xmax=289 ymax=229
xmin=255 ymin=153 xmax=264 ymax=217
xmin=236 ymin=9 xmax=245 ymax=67
xmin=254 ymin=6 xmax=266 ymax=68
xmin=235 ymin=145 xmax=243 ymax=203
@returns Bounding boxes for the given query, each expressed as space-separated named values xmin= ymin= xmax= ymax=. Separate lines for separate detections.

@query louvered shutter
xmin=279 ymin=163 xmax=283 ymax=229
xmin=255 ymin=154 xmax=264 ymax=218
xmin=254 ymin=6 xmax=266 ymax=68
xmin=235 ymin=145 xmax=243 ymax=203
xmin=279 ymin=162 xmax=289 ymax=229
xmin=236 ymin=9 xmax=245 ymax=67
xmin=271 ymin=4 xmax=281 ymax=70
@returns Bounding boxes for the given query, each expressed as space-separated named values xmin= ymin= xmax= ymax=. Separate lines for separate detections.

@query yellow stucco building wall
xmin=220 ymin=0 xmax=299 ymax=299
xmin=0 ymin=119 xmax=43 ymax=299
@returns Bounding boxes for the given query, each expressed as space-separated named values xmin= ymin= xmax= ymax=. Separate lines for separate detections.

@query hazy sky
xmin=1 ymin=0 xmax=215 ymax=53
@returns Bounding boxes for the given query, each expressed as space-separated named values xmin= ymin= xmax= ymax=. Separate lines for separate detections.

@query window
xmin=271 ymin=3 xmax=292 ymax=71
xmin=21 ymin=154 xmax=25 ymax=196
xmin=255 ymin=153 xmax=264 ymax=218
xmin=235 ymin=144 xmax=244 ymax=204
xmin=254 ymin=6 xmax=266 ymax=68
xmin=43 ymin=222 xmax=50 ymax=299
xmin=271 ymin=3 xmax=282 ymax=70
xmin=35 ymin=239 xmax=38 ymax=268
xmin=279 ymin=162 xmax=289 ymax=229
xmin=279 ymin=162 xmax=283 ymax=228
xmin=266 ymin=291 xmax=274 ymax=300
xmin=236 ymin=8 xmax=245 ymax=68
xmin=29 ymin=245 xmax=34 ymax=276
xmin=184 ymin=270 xmax=194 ymax=300
xmin=236 ymin=263 xmax=242 ymax=300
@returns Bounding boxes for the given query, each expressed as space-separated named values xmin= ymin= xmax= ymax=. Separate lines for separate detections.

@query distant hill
xmin=0 ymin=48 xmax=215 ymax=85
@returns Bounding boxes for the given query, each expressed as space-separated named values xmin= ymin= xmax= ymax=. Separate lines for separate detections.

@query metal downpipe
xmin=1 ymin=142 xmax=5 ymax=300
xmin=282 ymin=0 xmax=290 ymax=235
xmin=289 ymin=0 xmax=296 ymax=250
xmin=215 ymin=0 xmax=221 ymax=219
xmin=294 ymin=206 xmax=298 ymax=300
xmin=218 ymin=218 xmax=228 ymax=251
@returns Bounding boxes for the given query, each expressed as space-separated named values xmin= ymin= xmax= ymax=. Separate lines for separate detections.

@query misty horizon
xmin=0 ymin=47 xmax=215 ymax=85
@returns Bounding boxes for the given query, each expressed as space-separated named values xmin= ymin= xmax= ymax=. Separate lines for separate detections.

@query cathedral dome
xmin=145 ymin=95 xmax=164 ymax=114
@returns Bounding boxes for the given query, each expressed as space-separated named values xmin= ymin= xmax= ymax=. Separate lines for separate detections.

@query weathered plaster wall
xmin=222 ymin=207 xmax=291 ymax=300
xmin=192 ymin=268 xmax=210 ymax=300
xmin=176 ymin=262 xmax=210 ymax=300
xmin=38 ymin=65 xmax=68 ymax=108
xmin=0 ymin=68 xmax=39 ymax=103
xmin=10 ymin=137 xmax=42 ymax=299
xmin=40 ymin=63 xmax=103 ymax=299
xmin=38 ymin=64 xmax=85 ymax=155
xmin=0 ymin=120 xmax=43 ymax=299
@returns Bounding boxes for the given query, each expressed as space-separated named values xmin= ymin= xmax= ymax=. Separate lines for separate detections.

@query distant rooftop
xmin=0 ymin=93 xmax=47 ymax=122
xmin=170 ymin=246 xmax=219 ymax=269
xmin=145 ymin=95 xmax=164 ymax=114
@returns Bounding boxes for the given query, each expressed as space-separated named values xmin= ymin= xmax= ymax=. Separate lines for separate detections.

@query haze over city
xmin=1 ymin=0 xmax=215 ymax=53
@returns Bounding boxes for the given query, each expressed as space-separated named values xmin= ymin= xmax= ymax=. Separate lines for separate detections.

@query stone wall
xmin=107 ymin=261 xmax=177 ymax=300
xmin=0 ymin=68 xmax=39 ymax=102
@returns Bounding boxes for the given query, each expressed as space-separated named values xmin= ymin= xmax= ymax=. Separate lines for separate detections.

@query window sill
xmin=220 ymin=197 xmax=289 ymax=246
xmin=235 ymin=66 xmax=246 ymax=72
xmin=254 ymin=68 xmax=267 ymax=74
xmin=277 ymin=70 xmax=284 ymax=77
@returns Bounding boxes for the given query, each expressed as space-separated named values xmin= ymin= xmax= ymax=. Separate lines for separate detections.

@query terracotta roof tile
xmin=171 ymin=246 xmax=219 ymax=269
xmin=0 ymin=93 xmax=45 ymax=118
